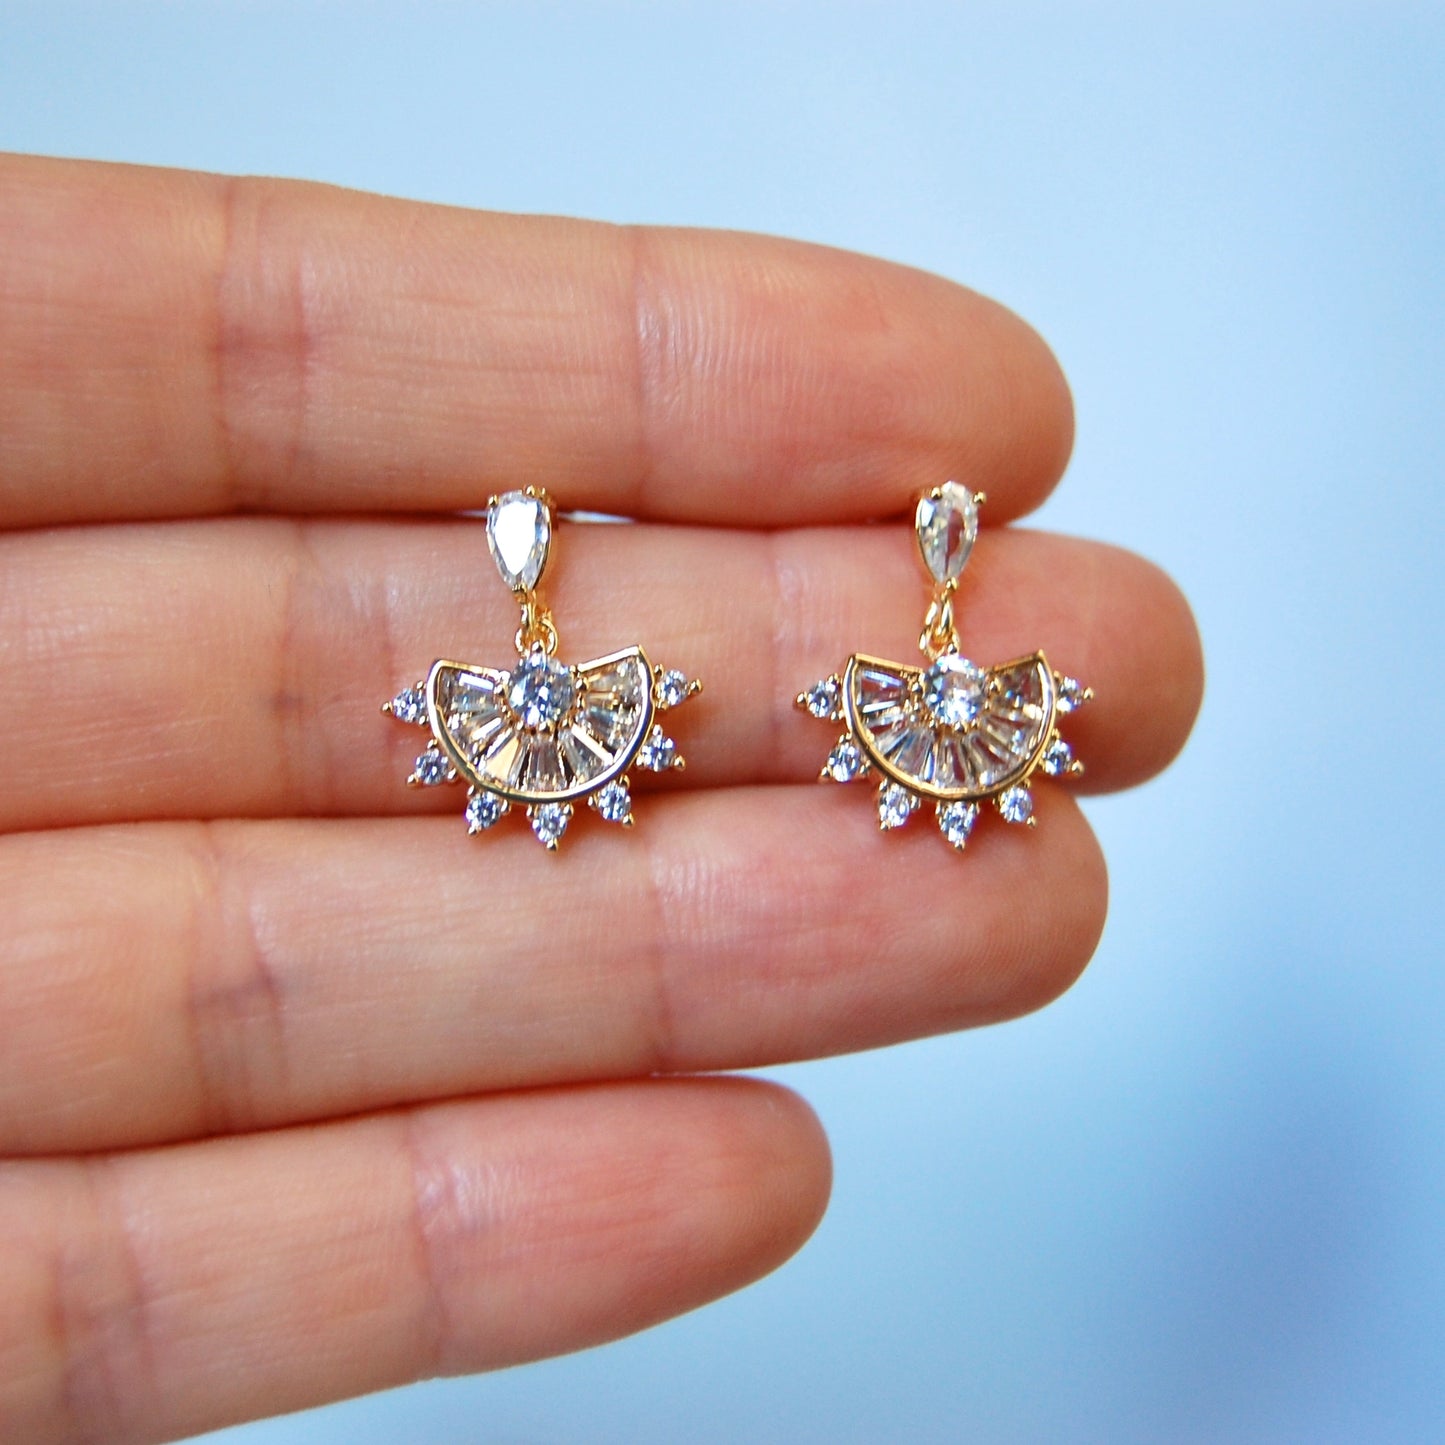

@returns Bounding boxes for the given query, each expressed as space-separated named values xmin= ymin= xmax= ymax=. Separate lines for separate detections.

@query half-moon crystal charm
xmin=797 ymin=483 xmax=1089 ymax=853
xmin=383 ymin=488 xmax=701 ymax=850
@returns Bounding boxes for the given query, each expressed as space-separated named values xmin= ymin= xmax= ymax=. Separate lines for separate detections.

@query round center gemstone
xmin=507 ymin=652 xmax=576 ymax=731
xmin=920 ymin=655 xmax=988 ymax=729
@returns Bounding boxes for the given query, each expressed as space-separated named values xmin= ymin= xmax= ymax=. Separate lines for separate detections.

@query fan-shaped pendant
xmin=383 ymin=490 xmax=700 ymax=850
xmin=797 ymin=483 xmax=1090 ymax=852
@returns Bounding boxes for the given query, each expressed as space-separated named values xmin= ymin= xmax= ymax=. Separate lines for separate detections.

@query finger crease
xmin=269 ymin=518 xmax=330 ymax=810
xmin=637 ymin=818 xmax=684 ymax=1077
xmin=397 ymin=1111 xmax=461 ymax=1379
xmin=183 ymin=822 xmax=291 ymax=1135
xmin=212 ymin=176 xmax=317 ymax=514
xmin=53 ymin=1159 xmax=161 ymax=1444
xmin=625 ymin=223 xmax=664 ymax=519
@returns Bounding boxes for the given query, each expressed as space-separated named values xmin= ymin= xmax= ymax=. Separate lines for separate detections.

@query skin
xmin=0 ymin=154 xmax=1204 ymax=1444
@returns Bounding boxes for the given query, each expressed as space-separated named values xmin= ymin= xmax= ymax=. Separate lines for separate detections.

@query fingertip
xmin=1066 ymin=544 xmax=1205 ymax=794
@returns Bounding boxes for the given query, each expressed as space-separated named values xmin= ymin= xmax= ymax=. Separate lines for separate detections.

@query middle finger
xmin=0 ymin=517 xmax=1196 ymax=831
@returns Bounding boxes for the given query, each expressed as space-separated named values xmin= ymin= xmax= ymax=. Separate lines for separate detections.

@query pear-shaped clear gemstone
xmin=915 ymin=482 xmax=980 ymax=584
xmin=487 ymin=491 xmax=551 ymax=592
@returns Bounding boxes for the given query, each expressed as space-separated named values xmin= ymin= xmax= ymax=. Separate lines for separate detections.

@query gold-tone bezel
xmin=425 ymin=645 xmax=656 ymax=806
xmin=842 ymin=650 xmax=1056 ymax=802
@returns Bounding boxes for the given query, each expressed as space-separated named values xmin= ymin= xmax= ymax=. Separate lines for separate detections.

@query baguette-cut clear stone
xmin=915 ymin=482 xmax=979 ymax=583
xmin=487 ymin=491 xmax=551 ymax=591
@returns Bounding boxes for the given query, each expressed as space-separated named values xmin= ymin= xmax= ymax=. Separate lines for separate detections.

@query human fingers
xmin=0 ymin=519 xmax=1200 ymax=832
xmin=0 ymin=789 xmax=1103 ymax=1154
xmin=0 ymin=1079 xmax=827 ymax=1444
xmin=0 ymin=152 xmax=1071 ymax=529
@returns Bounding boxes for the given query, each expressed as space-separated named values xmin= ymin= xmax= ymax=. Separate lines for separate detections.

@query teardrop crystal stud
xmin=486 ymin=489 xmax=552 ymax=593
xmin=915 ymin=481 xmax=981 ymax=584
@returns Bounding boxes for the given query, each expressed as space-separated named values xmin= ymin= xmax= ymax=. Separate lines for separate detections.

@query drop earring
xmin=796 ymin=483 xmax=1089 ymax=852
xmin=384 ymin=489 xmax=700 ymax=850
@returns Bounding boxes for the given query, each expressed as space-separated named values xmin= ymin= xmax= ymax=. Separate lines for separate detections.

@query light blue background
xmin=4 ymin=4 xmax=1442 ymax=1440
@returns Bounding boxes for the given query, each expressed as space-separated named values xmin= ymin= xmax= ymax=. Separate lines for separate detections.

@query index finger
xmin=0 ymin=153 xmax=1073 ymax=529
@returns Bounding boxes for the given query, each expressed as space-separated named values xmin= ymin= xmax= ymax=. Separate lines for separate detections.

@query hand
xmin=0 ymin=154 xmax=1202 ymax=1443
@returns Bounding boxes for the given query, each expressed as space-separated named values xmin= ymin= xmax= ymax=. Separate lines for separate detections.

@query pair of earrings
xmin=383 ymin=485 xmax=1089 ymax=852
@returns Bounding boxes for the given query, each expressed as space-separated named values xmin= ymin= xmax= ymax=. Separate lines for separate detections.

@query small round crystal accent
xmin=921 ymin=655 xmax=988 ymax=729
xmin=465 ymin=791 xmax=507 ymax=832
xmin=639 ymin=726 xmax=677 ymax=771
xmin=998 ymin=786 xmax=1033 ymax=824
xmin=414 ymin=749 xmax=452 ymax=786
xmin=1056 ymin=676 xmax=1090 ymax=713
xmin=594 ymin=780 xmax=632 ymax=822
xmin=937 ymin=800 xmax=979 ymax=848
xmin=507 ymin=651 xmax=576 ymax=731
xmin=530 ymin=803 xmax=572 ymax=847
xmin=825 ymin=739 xmax=864 ymax=781
xmin=389 ymin=686 xmax=427 ymax=725
xmin=657 ymin=670 xmax=690 ymax=708
xmin=804 ymin=678 xmax=841 ymax=719
xmin=1041 ymin=738 xmax=1074 ymax=776
xmin=877 ymin=782 xmax=917 ymax=830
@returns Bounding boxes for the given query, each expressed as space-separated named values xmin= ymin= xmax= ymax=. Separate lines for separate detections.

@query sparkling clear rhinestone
xmin=529 ymin=802 xmax=572 ymax=848
xmin=937 ymin=800 xmax=979 ymax=849
xmin=507 ymin=649 xmax=576 ymax=731
xmin=593 ymin=780 xmax=632 ymax=823
xmin=639 ymin=726 xmax=677 ymax=771
xmin=915 ymin=482 xmax=980 ymax=584
xmin=465 ymin=790 xmax=508 ymax=832
xmin=1056 ymin=676 xmax=1090 ymax=713
xmin=657 ymin=669 xmax=690 ymax=708
xmin=1041 ymin=738 xmax=1074 ymax=776
xmin=486 ymin=490 xmax=551 ymax=591
xmin=413 ymin=749 xmax=452 ymax=786
xmin=998 ymin=785 xmax=1033 ymax=824
xmin=877 ymin=782 xmax=918 ymax=830
xmin=804 ymin=677 xmax=842 ymax=719
xmin=388 ymin=685 xmax=428 ymax=725
xmin=825 ymin=738 xmax=864 ymax=781
xmin=921 ymin=655 xmax=988 ymax=729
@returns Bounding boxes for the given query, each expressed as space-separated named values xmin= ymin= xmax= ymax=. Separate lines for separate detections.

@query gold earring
xmin=796 ymin=483 xmax=1089 ymax=852
xmin=384 ymin=489 xmax=700 ymax=850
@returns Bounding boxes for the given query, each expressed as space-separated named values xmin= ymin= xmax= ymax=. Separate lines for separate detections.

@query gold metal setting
xmin=796 ymin=482 xmax=1091 ymax=851
xmin=383 ymin=487 xmax=701 ymax=850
